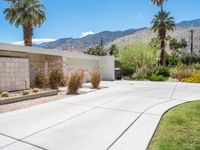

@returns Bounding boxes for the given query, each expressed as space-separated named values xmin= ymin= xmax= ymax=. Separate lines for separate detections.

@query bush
xmin=67 ymin=72 xmax=83 ymax=94
xmin=22 ymin=90 xmax=29 ymax=95
xmin=149 ymin=67 xmax=170 ymax=81
xmin=131 ymin=68 xmax=149 ymax=80
xmin=1 ymin=92 xmax=9 ymax=97
xmin=90 ymin=70 xmax=101 ymax=88
xmin=192 ymin=63 xmax=200 ymax=70
xmin=180 ymin=53 xmax=200 ymax=65
xmin=119 ymin=41 xmax=157 ymax=76
xmin=149 ymin=74 xmax=168 ymax=81
xmin=35 ymin=72 xmax=47 ymax=88
xmin=49 ymin=68 xmax=64 ymax=89
xmin=170 ymin=66 xmax=194 ymax=80
xmin=166 ymin=55 xmax=179 ymax=66
xmin=181 ymin=72 xmax=200 ymax=83
xmin=32 ymin=88 xmax=39 ymax=93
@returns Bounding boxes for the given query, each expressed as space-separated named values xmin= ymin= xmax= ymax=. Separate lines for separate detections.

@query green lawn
xmin=148 ymin=101 xmax=200 ymax=150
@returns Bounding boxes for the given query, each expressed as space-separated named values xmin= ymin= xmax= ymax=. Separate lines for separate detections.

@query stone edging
xmin=0 ymin=90 xmax=58 ymax=105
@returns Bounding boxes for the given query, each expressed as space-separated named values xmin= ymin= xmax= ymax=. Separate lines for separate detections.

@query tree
xmin=169 ymin=38 xmax=188 ymax=55
xmin=109 ymin=44 xmax=119 ymax=57
xmin=85 ymin=46 xmax=107 ymax=56
xmin=151 ymin=0 xmax=167 ymax=11
xmin=4 ymin=0 xmax=46 ymax=46
xmin=151 ymin=11 xmax=175 ymax=65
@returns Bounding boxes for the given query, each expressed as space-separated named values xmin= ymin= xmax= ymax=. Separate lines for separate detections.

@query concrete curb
xmin=0 ymin=90 xmax=58 ymax=105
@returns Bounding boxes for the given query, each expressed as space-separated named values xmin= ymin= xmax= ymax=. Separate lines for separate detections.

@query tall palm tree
xmin=4 ymin=0 xmax=46 ymax=46
xmin=151 ymin=11 xmax=175 ymax=65
xmin=151 ymin=0 xmax=166 ymax=11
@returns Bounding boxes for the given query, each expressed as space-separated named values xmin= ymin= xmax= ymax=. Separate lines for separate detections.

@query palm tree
xmin=151 ymin=0 xmax=166 ymax=11
xmin=151 ymin=11 xmax=175 ymax=65
xmin=4 ymin=0 xmax=46 ymax=46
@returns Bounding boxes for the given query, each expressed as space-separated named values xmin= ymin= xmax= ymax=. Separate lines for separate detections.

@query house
xmin=0 ymin=43 xmax=115 ymax=92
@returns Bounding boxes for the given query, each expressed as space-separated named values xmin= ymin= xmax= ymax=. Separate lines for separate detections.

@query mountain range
xmin=37 ymin=18 xmax=200 ymax=53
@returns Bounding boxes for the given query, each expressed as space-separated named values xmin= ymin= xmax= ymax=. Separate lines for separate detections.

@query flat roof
xmin=0 ymin=43 xmax=112 ymax=60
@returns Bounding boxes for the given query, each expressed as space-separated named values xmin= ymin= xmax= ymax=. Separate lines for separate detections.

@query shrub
xmin=22 ymin=90 xmax=29 ymax=95
xmin=49 ymin=68 xmax=64 ymax=89
xmin=149 ymin=67 xmax=170 ymax=81
xmin=180 ymin=53 xmax=200 ymax=65
xmin=170 ymin=66 xmax=194 ymax=80
xmin=35 ymin=72 xmax=47 ymax=88
xmin=119 ymin=41 xmax=157 ymax=76
xmin=1 ymin=92 xmax=9 ymax=97
xmin=192 ymin=63 xmax=200 ymax=70
xmin=181 ymin=72 xmax=200 ymax=83
xmin=32 ymin=88 xmax=39 ymax=93
xmin=90 ymin=70 xmax=101 ymax=88
xmin=67 ymin=72 xmax=82 ymax=94
xmin=121 ymin=65 xmax=135 ymax=77
xmin=166 ymin=55 xmax=179 ymax=66
xmin=131 ymin=68 xmax=149 ymax=80
xmin=150 ymin=74 xmax=168 ymax=81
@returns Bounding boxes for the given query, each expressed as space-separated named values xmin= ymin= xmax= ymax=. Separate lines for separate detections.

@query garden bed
xmin=0 ymin=90 xmax=58 ymax=105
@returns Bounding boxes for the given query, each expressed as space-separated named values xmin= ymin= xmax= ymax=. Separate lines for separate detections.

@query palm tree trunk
xmin=23 ymin=24 xmax=33 ymax=46
xmin=160 ymin=39 xmax=166 ymax=65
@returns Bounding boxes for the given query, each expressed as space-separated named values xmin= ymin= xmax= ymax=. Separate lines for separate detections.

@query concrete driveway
xmin=1 ymin=81 xmax=200 ymax=150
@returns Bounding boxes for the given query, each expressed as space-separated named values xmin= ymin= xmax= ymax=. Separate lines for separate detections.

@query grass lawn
xmin=148 ymin=101 xmax=200 ymax=150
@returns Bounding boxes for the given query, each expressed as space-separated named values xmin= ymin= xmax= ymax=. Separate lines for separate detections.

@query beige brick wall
xmin=0 ymin=57 xmax=30 ymax=92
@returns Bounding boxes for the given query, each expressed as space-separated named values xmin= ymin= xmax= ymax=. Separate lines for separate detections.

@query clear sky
xmin=0 ymin=0 xmax=200 ymax=43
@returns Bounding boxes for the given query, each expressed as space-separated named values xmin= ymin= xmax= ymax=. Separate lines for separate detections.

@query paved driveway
xmin=1 ymin=81 xmax=200 ymax=150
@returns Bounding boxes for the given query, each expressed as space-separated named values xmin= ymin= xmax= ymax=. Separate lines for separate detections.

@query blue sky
xmin=0 ymin=0 xmax=200 ymax=43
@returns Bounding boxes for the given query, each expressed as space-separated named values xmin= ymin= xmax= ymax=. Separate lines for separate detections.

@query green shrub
xmin=192 ymin=63 xmax=200 ymax=70
xmin=1 ymin=92 xmax=9 ymax=97
xmin=35 ymin=72 xmax=47 ymax=88
xmin=149 ymin=67 xmax=170 ymax=81
xmin=32 ymin=88 xmax=39 ymax=93
xmin=131 ymin=68 xmax=149 ymax=80
xmin=150 ymin=74 xmax=168 ymax=81
xmin=170 ymin=66 xmax=194 ymax=80
xmin=180 ymin=53 xmax=200 ymax=65
xmin=22 ymin=90 xmax=29 ymax=95
xmin=67 ymin=72 xmax=83 ymax=94
xmin=119 ymin=41 xmax=157 ymax=76
xmin=49 ymin=68 xmax=64 ymax=89
xmin=181 ymin=72 xmax=200 ymax=83
xmin=166 ymin=55 xmax=179 ymax=66
xmin=90 ymin=70 xmax=101 ymax=88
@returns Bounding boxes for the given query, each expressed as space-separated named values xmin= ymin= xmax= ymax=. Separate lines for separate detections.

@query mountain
xmin=37 ymin=28 xmax=146 ymax=52
xmin=37 ymin=18 xmax=200 ymax=52
xmin=177 ymin=18 xmax=200 ymax=27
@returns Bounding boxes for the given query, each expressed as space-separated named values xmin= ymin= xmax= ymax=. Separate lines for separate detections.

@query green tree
xmin=109 ymin=44 xmax=119 ymax=57
xmin=4 ymin=0 xmax=46 ymax=46
xmin=151 ymin=11 xmax=175 ymax=65
xmin=169 ymin=38 xmax=188 ymax=55
xmin=85 ymin=45 xmax=107 ymax=56
xmin=151 ymin=0 xmax=167 ymax=11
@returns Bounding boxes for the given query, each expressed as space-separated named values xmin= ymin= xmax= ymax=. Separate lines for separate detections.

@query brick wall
xmin=0 ymin=57 xmax=30 ymax=92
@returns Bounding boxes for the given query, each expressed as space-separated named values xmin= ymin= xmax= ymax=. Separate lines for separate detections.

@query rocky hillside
xmin=38 ymin=28 xmax=146 ymax=52
xmin=38 ymin=19 xmax=200 ymax=53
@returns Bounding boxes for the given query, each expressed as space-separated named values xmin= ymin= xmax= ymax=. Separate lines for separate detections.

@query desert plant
xmin=180 ymin=53 xmax=200 ymax=65
xmin=90 ymin=70 xmax=102 ymax=88
xmin=4 ymin=0 xmax=46 ymax=46
xmin=149 ymin=66 xmax=170 ymax=81
xmin=193 ymin=63 xmax=200 ymax=70
xmin=35 ymin=72 xmax=47 ymax=88
xmin=170 ymin=66 xmax=194 ymax=80
xmin=49 ymin=68 xmax=64 ymax=89
xmin=166 ymin=54 xmax=180 ymax=66
xmin=181 ymin=72 xmax=200 ymax=83
xmin=67 ymin=72 xmax=83 ymax=94
xmin=119 ymin=41 xmax=157 ymax=76
xmin=22 ymin=90 xmax=29 ymax=95
xmin=131 ymin=68 xmax=149 ymax=80
xmin=1 ymin=92 xmax=9 ymax=97
xmin=32 ymin=88 xmax=39 ymax=93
